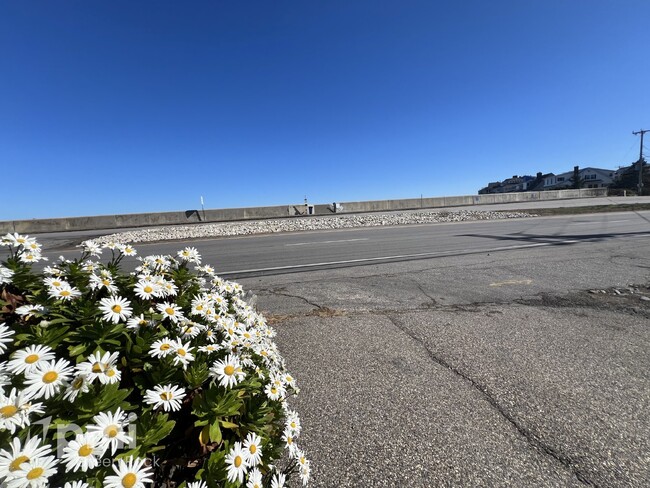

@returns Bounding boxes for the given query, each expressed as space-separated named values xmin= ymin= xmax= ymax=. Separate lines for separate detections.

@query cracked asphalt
xmin=240 ymin=235 xmax=650 ymax=487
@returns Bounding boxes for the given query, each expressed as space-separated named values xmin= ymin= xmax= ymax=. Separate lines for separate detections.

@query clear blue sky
xmin=2 ymin=1 xmax=649 ymax=220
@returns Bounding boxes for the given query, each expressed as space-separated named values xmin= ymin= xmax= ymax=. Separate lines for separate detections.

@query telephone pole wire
xmin=633 ymin=129 xmax=649 ymax=195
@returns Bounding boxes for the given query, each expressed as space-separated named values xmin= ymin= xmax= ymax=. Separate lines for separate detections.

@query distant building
xmin=478 ymin=166 xmax=616 ymax=194
xmin=478 ymin=175 xmax=535 ymax=194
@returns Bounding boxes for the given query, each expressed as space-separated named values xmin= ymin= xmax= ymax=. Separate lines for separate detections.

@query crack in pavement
xmin=414 ymin=281 xmax=437 ymax=307
xmin=383 ymin=312 xmax=597 ymax=487
xmin=260 ymin=288 xmax=325 ymax=310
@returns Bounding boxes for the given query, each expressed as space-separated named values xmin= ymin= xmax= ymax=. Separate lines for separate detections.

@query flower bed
xmin=0 ymin=233 xmax=310 ymax=487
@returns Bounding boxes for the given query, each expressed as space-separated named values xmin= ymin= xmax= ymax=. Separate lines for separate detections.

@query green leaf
xmin=219 ymin=420 xmax=238 ymax=430
xmin=209 ymin=420 xmax=222 ymax=443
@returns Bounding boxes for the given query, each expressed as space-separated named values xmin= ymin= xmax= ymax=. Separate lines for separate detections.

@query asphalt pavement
xmin=23 ymin=199 xmax=650 ymax=487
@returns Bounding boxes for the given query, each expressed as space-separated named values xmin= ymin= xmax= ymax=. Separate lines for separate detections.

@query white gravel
xmin=93 ymin=210 xmax=535 ymax=245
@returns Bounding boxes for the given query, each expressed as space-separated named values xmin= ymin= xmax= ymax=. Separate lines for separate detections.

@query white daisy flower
xmin=198 ymin=344 xmax=220 ymax=355
xmin=80 ymin=240 xmax=103 ymax=257
xmin=283 ymin=373 xmax=296 ymax=389
xmin=225 ymin=442 xmax=248 ymax=484
xmin=118 ymin=244 xmax=137 ymax=256
xmin=23 ymin=358 xmax=74 ymax=400
xmin=63 ymin=374 xmax=90 ymax=402
xmin=282 ymin=430 xmax=297 ymax=455
xmin=7 ymin=453 xmax=58 ymax=487
xmin=0 ymin=265 xmax=14 ymax=285
xmin=149 ymin=338 xmax=175 ymax=358
xmin=0 ymin=388 xmax=44 ymax=434
xmin=43 ymin=276 xmax=66 ymax=288
xmin=170 ymin=339 xmax=194 ymax=369
xmin=210 ymin=354 xmax=245 ymax=389
xmin=243 ymin=432 xmax=263 ymax=467
xmin=264 ymin=382 xmax=286 ymax=401
xmin=88 ymin=273 xmax=119 ymax=294
xmin=156 ymin=302 xmax=184 ymax=323
xmin=0 ymin=437 xmax=52 ymax=481
xmin=271 ymin=472 xmax=286 ymax=488
xmin=7 ymin=344 xmax=55 ymax=375
xmin=103 ymin=456 xmax=153 ymax=488
xmin=47 ymin=283 xmax=81 ymax=301
xmin=246 ymin=468 xmax=263 ymax=488
xmin=42 ymin=265 xmax=63 ymax=276
xmin=160 ymin=279 xmax=178 ymax=297
xmin=186 ymin=482 xmax=208 ymax=488
xmin=0 ymin=323 xmax=16 ymax=355
xmin=102 ymin=240 xmax=121 ymax=251
xmin=285 ymin=411 xmax=301 ymax=436
xmin=299 ymin=461 xmax=311 ymax=486
xmin=177 ymin=247 xmax=201 ymax=264
xmin=86 ymin=408 xmax=133 ymax=455
xmin=18 ymin=251 xmax=47 ymax=264
xmin=61 ymin=432 xmax=106 ymax=472
xmin=99 ymin=296 xmax=133 ymax=324
xmin=76 ymin=351 xmax=121 ymax=385
xmin=178 ymin=321 xmax=203 ymax=339
xmin=133 ymin=280 xmax=160 ymax=300
xmin=14 ymin=304 xmax=47 ymax=319
xmin=126 ymin=314 xmax=151 ymax=330
xmin=143 ymin=384 xmax=186 ymax=412
xmin=64 ymin=481 xmax=90 ymax=488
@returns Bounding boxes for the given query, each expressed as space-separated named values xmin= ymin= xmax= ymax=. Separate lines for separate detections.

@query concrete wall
xmin=335 ymin=188 xmax=607 ymax=213
xmin=0 ymin=188 xmax=608 ymax=234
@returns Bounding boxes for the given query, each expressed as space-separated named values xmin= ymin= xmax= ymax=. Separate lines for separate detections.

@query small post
xmin=633 ymin=129 xmax=648 ymax=195
xmin=200 ymin=196 xmax=206 ymax=222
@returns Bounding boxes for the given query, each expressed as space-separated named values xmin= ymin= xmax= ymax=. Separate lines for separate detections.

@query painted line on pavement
xmin=219 ymin=239 xmax=580 ymax=276
xmin=285 ymin=238 xmax=369 ymax=247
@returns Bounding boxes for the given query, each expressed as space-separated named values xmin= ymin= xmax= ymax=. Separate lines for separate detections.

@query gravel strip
xmin=94 ymin=210 xmax=535 ymax=245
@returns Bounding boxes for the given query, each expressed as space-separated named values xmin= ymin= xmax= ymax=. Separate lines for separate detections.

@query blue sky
xmin=1 ymin=1 xmax=649 ymax=220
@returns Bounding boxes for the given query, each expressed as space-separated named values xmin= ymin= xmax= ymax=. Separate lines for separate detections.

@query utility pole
xmin=633 ymin=129 xmax=649 ymax=195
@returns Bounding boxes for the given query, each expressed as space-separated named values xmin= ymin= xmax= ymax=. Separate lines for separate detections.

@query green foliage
xmin=0 ymin=236 xmax=310 ymax=487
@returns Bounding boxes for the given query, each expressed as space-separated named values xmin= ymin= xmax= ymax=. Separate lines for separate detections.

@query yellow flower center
xmin=78 ymin=444 xmax=93 ymax=457
xmin=144 ymin=286 xmax=153 ymax=293
xmin=102 ymin=279 xmax=110 ymax=286
xmin=26 ymin=467 xmax=44 ymax=480
xmin=178 ymin=349 xmax=186 ymax=357
xmin=60 ymin=290 xmax=71 ymax=297
xmin=287 ymin=436 xmax=293 ymax=444
xmin=224 ymin=365 xmax=235 ymax=376
xmin=286 ymin=376 xmax=293 ymax=382
xmin=52 ymin=281 xmax=61 ymax=287
xmin=122 ymin=473 xmax=137 ymax=488
xmin=112 ymin=305 xmax=122 ymax=313
xmin=25 ymin=354 xmax=39 ymax=364
xmin=234 ymin=455 xmax=243 ymax=468
xmin=160 ymin=344 xmax=171 ymax=351
xmin=9 ymin=455 xmax=29 ymax=471
xmin=106 ymin=368 xmax=116 ymax=377
xmin=105 ymin=425 xmax=119 ymax=438
xmin=165 ymin=307 xmax=175 ymax=315
xmin=291 ymin=422 xmax=296 ymax=429
xmin=72 ymin=377 xmax=84 ymax=389
xmin=271 ymin=387 xmax=277 ymax=394
xmin=160 ymin=392 xmax=172 ymax=401
xmin=0 ymin=405 xmax=18 ymax=418
xmin=43 ymin=371 xmax=58 ymax=383
xmin=92 ymin=362 xmax=103 ymax=373
xmin=249 ymin=444 xmax=257 ymax=454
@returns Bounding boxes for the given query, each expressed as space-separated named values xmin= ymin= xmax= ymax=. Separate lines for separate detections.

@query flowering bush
xmin=0 ymin=233 xmax=310 ymax=487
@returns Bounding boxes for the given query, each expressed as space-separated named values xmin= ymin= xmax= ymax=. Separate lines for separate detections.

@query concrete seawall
xmin=0 ymin=188 xmax=608 ymax=234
